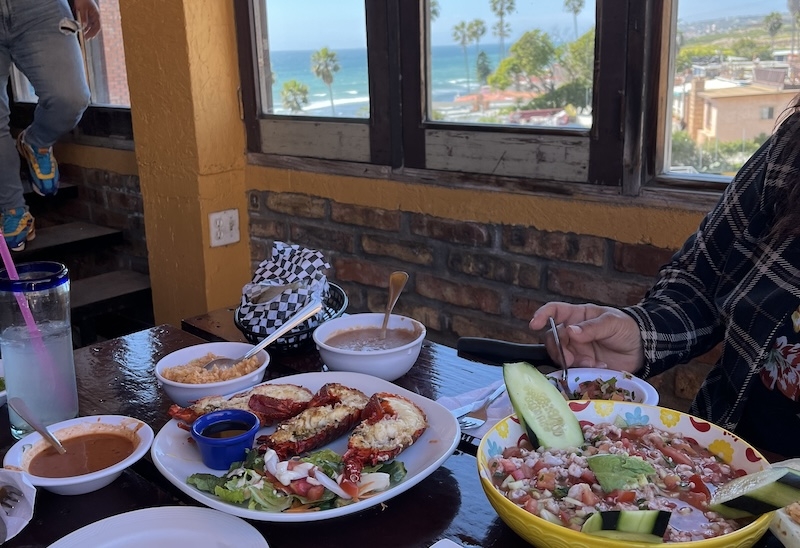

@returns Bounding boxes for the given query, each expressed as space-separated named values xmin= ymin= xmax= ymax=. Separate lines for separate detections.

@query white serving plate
xmin=151 ymin=371 xmax=460 ymax=522
xmin=49 ymin=506 xmax=268 ymax=547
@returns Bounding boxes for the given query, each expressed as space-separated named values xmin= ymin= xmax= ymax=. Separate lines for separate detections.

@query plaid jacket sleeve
xmin=623 ymin=113 xmax=800 ymax=429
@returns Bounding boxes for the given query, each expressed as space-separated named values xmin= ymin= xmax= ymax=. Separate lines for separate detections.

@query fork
xmin=0 ymin=484 xmax=23 ymax=515
xmin=458 ymin=383 xmax=507 ymax=430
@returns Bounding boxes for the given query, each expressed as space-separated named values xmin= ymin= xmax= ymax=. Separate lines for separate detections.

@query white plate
xmin=151 ymin=371 xmax=460 ymax=522
xmin=49 ymin=506 xmax=268 ymax=547
xmin=0 ymin=358 xmax=6 ymax=407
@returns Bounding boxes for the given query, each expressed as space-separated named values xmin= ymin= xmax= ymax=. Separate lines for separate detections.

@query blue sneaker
xmin=2 ymin=208 xmax=35 ymax=252
xmin=16 ymin=130 xmax=59 ymax=196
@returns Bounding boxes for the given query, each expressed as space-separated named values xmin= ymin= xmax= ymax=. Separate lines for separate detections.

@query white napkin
xmin=0 ymin=469 xmax=36 ymax=542
xmin=436 ymin=380 xmax=513 ymax=439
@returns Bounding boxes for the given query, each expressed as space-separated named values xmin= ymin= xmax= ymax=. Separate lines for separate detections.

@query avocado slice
xmin=587 ymin=454 xmax=656 ymax=492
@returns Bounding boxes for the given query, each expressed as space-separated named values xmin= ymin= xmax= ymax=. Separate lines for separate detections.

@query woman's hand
xmin=530 ymin=302 xmax=645 ymax=374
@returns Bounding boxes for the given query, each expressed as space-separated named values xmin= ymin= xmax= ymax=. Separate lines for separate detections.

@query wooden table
xmin=0 ymin=321 xmax=784 ymax=547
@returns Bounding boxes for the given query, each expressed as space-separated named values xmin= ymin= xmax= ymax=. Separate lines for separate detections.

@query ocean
xmin=268 ymin=43 xmax=507 ymax=117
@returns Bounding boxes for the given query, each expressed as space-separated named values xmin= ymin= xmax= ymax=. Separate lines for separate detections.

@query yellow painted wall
xmin=119 ymin=0 xmax=250 ymax=325
xmin=51 ymin=0 xmax=710 ymax=325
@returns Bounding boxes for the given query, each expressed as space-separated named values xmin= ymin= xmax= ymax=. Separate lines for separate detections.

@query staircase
xmin=19 ymin=183 xmax=154 ymax=348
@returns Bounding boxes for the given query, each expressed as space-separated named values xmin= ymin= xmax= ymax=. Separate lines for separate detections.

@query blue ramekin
xmin=190 ymin=409 xmax=260 ymax=470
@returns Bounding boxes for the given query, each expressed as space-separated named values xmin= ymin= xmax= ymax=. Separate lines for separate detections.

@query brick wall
xmin=248 ymin=189 xmax=719 ymax=412
xmin=49 ymin=163 xmax=148 ymax=274
xmin=97 ymin=0 xmax=130 ymax=106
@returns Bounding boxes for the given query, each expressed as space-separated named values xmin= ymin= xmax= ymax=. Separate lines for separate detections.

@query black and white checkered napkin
xmin=237 ymin=241 xmax=330 ymax=336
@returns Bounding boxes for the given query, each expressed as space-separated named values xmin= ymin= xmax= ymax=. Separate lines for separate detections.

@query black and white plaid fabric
xmin=624 ymin=113 xmax=800 ymax=432
xmin=237 ymin=242 xmax=330 ymax=337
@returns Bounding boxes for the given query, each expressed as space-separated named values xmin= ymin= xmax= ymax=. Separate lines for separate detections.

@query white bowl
xmin=154 ymin=342 xmax=269 ymax=407
xmin=546 ymin=367 xmax=659 ymax=405
xmin=312 ymin=313 xmax=426 ymax=381
xmin=3 ymin=415 xmax=154 ymax=495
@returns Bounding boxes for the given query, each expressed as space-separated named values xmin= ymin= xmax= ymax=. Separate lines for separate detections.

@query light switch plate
xmin=209 ymin=209 xmax=240 ymax=247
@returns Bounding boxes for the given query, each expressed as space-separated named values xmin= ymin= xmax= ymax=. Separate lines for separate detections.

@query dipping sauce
xmin=325 ymin=327 xmax=418 ymax=351
xmin=28 ymin=433 xmax=135 ymax=478
xmin=200 ymin=420 xmax=252 ymax=439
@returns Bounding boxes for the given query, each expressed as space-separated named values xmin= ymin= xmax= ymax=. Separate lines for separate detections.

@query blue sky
xmin=266 ymin=0 xmax=790 ymax=52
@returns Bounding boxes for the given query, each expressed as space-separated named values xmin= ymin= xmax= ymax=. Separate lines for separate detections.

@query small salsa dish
xmin=190 ymin=409 xmax=260 ymax=470
xmin=3 ymin=415 xmax=154 ymax=495
xmin=546 ymin=367 xmax=659 ymax=405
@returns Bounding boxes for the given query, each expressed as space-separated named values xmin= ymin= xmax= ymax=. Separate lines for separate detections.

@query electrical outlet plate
xmin=209 ymin=209 xmax=240 ymax=247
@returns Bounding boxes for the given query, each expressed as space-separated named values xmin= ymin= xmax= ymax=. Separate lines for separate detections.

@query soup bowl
xmin=545 ymin=368 xmax=659 ymax=405
xmin=312 ymin=313 xmax=426 ymax=381
xmin=477 ymin=401 xmax=773 ymax=548
xmin=154 ymin=342 xmax=270 ymax=407
xmin=3 ymin=415 xmax=154 ymax=495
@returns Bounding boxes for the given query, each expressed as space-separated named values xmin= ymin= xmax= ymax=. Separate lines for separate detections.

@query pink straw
xmin=0 ymin=230 xmax=53 ymax=369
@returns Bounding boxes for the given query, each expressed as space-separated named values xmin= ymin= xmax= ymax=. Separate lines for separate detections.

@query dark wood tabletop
xmin=0 ymin=315 xmax=784 ymax=547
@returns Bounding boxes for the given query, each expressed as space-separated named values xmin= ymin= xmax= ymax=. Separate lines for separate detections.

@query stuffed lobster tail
xmin=258 ymin=383 xmax=370 ymax=460
xmin=341 ymin=392 xmax=428 ymax=498
xmin=167 ymin=383 xmax=314 ymax=429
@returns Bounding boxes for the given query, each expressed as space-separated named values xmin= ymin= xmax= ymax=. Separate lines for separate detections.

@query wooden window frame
xmin=236 ymin=0 xmax=726 ymax=198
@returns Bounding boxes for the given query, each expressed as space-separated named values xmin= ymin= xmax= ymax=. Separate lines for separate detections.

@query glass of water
xmin=0 ymin=262 xmax=78 ymax=439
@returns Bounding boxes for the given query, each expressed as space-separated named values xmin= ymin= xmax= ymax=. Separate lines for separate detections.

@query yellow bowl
xmin=477 ymin=401 xmax=773 ymax=548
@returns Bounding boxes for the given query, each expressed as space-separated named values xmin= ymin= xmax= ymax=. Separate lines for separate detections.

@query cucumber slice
xmin=709 ymin=466 xmax=800 ymax=518
xmin=502 ymin=361 xmax=584 ymax=450
xmin=582 ymin=510 xmax=670 ymax=543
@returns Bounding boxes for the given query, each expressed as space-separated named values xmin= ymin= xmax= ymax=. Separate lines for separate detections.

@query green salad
xmin=187 ymin=448 xmax=407 ymax=513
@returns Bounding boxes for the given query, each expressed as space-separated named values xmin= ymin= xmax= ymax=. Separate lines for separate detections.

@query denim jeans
xmin=0 ymin=0 xmax=90 ymax=210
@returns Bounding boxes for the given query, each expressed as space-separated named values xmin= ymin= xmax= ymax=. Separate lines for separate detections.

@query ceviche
xmin=488 ymin=422 xmax=749 ymax=542
xmin=569 ymin=377 xmax=636 ymax=402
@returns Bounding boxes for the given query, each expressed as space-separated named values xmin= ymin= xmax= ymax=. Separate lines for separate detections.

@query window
xmin=663 ymin=0 xmax=798 ymax=180
xmin=10 ymin=0 xmax=132 ymax=140
xmin=236 ymin=0 xmax=656 ymax=192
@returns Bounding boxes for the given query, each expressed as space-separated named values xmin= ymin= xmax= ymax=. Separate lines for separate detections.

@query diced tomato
xmin=683 ymin=490 xmax=708 ymax=510
xmin=615 ymin=490 xmax=637 ymax=503
xmin=660 ymin=444 xmax=693 ymax=466
xmin=663 ymin=474 xmax=681 ymax=490
xmin=523 ymin=498 xmax=539 ymax=514
xmin=536 ymin=471 xmax=556 ymax=491
xmin=305 ymin=484 xmax=325 ymax=501
xmin=290 ymin=478 xmax=313 ymax=497
xmin=688 ymin=473 xmax=711 ymax=498
xmin=340 ymin=479 xmax=359 ymax=499
xmin=531 ymin=460 xmax=548 ymax=474
xmin=580 ymin=469 xmax=597 ymax=484
xmin=511 ymin=468 xmax=527 ymax=481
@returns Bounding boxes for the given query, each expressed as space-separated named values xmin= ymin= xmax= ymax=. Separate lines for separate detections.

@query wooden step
xmin=14 ymin=221 xmax=123 ymax=260
xmin=70 ymin=269 xmax=152 ymax=347
xmin=71 ymin=269 xmax=151 ymax=317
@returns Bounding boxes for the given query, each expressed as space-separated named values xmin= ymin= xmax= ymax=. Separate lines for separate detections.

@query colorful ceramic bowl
xmin=477 ymin=401 xmax=773 ymax=548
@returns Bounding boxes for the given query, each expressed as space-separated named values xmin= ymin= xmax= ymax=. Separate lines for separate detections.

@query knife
xmin=449 ymin=382 xmax=507 ymax=419
xmin=456 ymin=337 xmax=555 ymax=367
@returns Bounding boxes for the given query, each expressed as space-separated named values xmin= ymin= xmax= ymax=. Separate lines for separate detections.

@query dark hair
xmin=768 ymin=94 xmax=800 ymax=239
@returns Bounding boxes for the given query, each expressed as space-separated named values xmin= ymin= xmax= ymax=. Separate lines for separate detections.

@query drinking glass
xmin=0 ymin=261 xmax=78 ymax=439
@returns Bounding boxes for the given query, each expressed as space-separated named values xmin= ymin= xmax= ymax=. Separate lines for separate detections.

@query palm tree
xmin=564 ymin=0 xmax=585 ymax=41
xmin=311 ymin=47 xmax=340 ymax=116
xmin=453 ymin=21 xmax=471 ymax=93
xmin=468 ymin=19 xmax=487 ymax=61
xmin=490 ymin=0 xmax=515 ymax=59
xmin=430 ymin=0 xmax=440 ymax=22
xmin=281 ymin=80 xmax=309 ymax=113
xmin=765 ymin=12 xmax=783 ymax=53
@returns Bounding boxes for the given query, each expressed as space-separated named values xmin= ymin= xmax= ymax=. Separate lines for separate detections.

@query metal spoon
xmin=548 ymin=317 xmax=571 ymax=397
xmin=381 ymin=271 xmax=409 ymax=338
xmin=8 ymin=397 xmax=66 ymax=454
xmin=203 ymin=299 xmax=323 ymax=370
